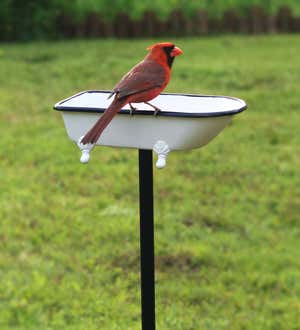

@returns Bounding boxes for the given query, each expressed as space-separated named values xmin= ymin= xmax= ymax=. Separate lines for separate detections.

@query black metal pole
xmin=138 ymin=149 xmax=155 ymax=330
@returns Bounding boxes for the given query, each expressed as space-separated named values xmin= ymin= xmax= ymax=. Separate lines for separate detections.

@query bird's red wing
xmin=111 ymin=60 xmax=167 ymax=100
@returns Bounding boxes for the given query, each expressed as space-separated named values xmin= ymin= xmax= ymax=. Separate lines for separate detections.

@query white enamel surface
xmin=58 ymin=91 xmax=246 ymax=115
xmin=62 ymin=111 xmax=232 ymax=151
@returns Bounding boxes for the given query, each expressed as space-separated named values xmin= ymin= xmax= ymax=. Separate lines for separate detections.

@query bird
xmin=81 ymin=42 xmax=183 ymax=145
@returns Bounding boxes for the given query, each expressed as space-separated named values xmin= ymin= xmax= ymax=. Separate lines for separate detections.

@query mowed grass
xmin=0 ymin=35 xmax=299 ymax=329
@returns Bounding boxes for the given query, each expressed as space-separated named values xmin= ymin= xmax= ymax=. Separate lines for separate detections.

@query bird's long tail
xmin=81 ymin=97 xmax=127 ymax=145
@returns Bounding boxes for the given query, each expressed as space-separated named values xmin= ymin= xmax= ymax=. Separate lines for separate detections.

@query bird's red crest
xmin=146 ymin=42 xmax=174 ymax=51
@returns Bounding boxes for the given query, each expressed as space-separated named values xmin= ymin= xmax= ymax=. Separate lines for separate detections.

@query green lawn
xmin=0 ymin=35 xmax=299 ymax=330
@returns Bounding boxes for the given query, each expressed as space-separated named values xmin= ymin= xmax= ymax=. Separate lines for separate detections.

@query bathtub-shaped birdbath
xmin=54 ymin=90 xmax=247 ymax=329
xmin=54 ymin=90 xmax=247 ymax=168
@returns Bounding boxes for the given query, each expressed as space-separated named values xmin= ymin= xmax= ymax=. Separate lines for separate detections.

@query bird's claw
xmin=144 ymin=102 xmax=161 ymax=116
xmin=129 ymin=103 xmax=137 ymax=116
xmin=153 ymin=108 xmax=161 ymax=116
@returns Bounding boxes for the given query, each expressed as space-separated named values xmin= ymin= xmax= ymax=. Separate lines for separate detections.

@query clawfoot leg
xmin=144 ymin=102 xmax=162 ymax=116
xmin=153 ymin=140 xmax=170 ymax=169
xmin=77 ymin=136 xmax=95 ymax=163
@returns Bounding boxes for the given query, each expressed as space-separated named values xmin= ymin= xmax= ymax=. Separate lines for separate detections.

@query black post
xmin=138 ymin=149 xmax=155 ymax=330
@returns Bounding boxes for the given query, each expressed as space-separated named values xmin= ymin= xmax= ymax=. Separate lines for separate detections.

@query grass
xmin=0 ymin=35 xmax=299 ymax=329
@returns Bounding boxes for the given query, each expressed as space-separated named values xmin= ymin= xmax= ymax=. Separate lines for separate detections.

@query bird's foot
xmin=144 ymin=102 xmax=161 ymax=116
xmin=129 ymin=103 xmax=137 ymax=116
xmin=153 ymin=108 xmax=161 ymax=116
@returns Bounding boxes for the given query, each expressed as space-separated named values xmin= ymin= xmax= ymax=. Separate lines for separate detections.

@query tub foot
xmin=153 ymin=140 xmax=170 ymax=169
xmin=77 ymin=136 xmax=95 ymax=164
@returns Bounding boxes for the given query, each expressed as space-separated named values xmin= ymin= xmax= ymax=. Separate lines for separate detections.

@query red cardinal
xmin=81 ymin=42 xmax=183 ymax=145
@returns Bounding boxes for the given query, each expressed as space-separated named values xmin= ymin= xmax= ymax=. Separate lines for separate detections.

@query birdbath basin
xmin=54 ymin=90 xmax=247 ymax=168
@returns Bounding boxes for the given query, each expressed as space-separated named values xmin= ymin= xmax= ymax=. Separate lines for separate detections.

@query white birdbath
xmin=54 ymin=90 xmax=247 ymax=330
xmin=54 ymin=90 xmax=246 ymax=168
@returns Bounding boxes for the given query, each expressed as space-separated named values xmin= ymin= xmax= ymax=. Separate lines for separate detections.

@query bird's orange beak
xmin=170 ymin=46 xmax=183 ymax=57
